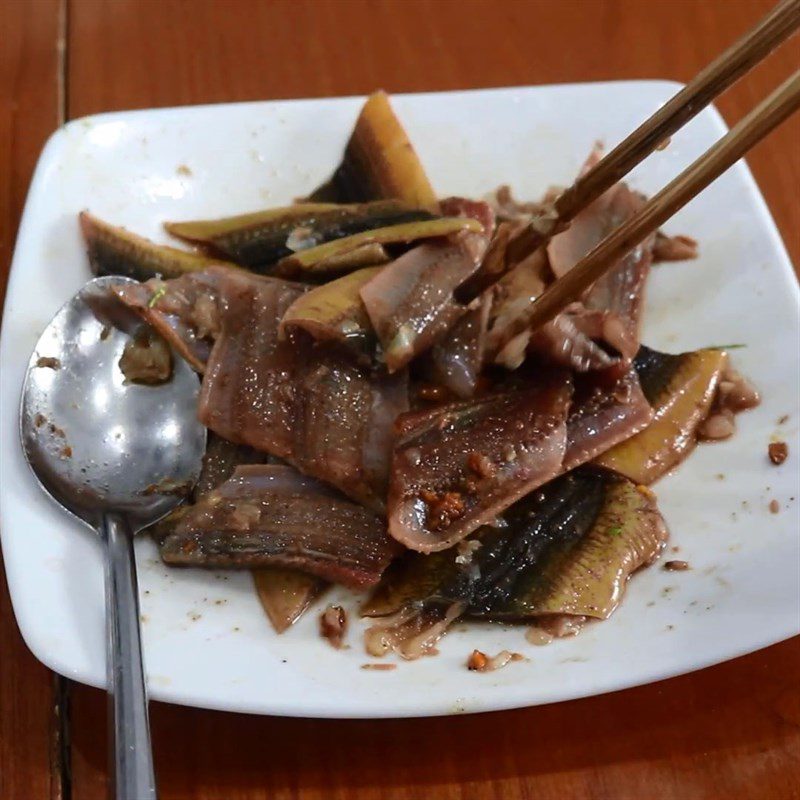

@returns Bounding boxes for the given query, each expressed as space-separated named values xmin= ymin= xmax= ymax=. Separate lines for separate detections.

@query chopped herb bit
xmin=706 ymin=343 xmax=746 ymax=350
xmin=148 ymin=284 xmax=167 ymax=308
xmin=607 ymin=525 xmax=622 ymax=537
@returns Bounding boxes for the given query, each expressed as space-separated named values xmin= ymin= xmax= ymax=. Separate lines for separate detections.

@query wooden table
xmin=2 ymin=1 xmax=798 ymax=798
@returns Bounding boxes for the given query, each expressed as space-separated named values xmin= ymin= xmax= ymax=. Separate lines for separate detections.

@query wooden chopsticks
xmin=518 ymin=70 xmax=800 ymax=337
xmin=498 ymin=0 xmax=800 ymax=344
xmin=507 ymin=0 xmax=800 ymax=264
xmin=554 ymin=0 xmax=800 ymax=225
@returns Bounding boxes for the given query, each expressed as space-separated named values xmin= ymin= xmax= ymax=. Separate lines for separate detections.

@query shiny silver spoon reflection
xmin=20 ymin=276 xmax=206 ymax=800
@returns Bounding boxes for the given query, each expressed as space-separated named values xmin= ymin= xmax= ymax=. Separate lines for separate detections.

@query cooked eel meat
xmin=652 ymin=231 xmax=699 ymax=262
xmin=275 ymin=217 xmax=483 ymax=278
xmin=195 ymin=268 xmax=407 ymax=509
xmin=196 ymin=269 xmax=306 ymax=459
xmin=359 ymin=199 xmax=494 ymax=372
xmin=166 ymin=201 xmax=435 ymax=267
xmin=496 ymin=303 xmax=637 ymax=373
xmin=547 ymin=150 xmax=654 ymax=337
xmin=279 ymin=266 xmax=382 ymax=360
xmin=193 ymin=431 xmax=271 ymax=497
xmin=422 ymin=292 xmax=492 ymax=399
xmin=595 ymin=345 xmax=728 ymax=483
xmin=111 ymin=268 xmax=226 ymax=372
xmin=160 ymin=465 xmax=397 ymax=588
xmin=388 ymin=367 xmax=652 ymax=552
xmin=308 ymin=90 xmax=439 ymax=210
xmin=488 ymin=243 xmax=635 ymax=374
xmin=81 ymin=211 xmax=229 ymax=280
xmin=388 ymin=370 xmax=572 ymax=553
xmin=487 ymin=149 xmax=655 ymax=362
xmin=363 ymin=467 xmax=668 ymax=655
xmin=254 ymin=568 xmax=328 ymax=633
xmin=564 ymin=367 xmax=653 ymax=469
xmin=118 ymin=266 xmax=407 ymax=509
xmin=151 ymin=431 xmax=326 ymax=633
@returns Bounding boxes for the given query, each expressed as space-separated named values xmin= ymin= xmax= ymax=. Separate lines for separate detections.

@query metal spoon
xmin=20 ymin=276 xmax=206 ymax=800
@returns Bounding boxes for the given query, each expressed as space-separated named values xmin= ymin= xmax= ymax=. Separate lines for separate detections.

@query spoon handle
xmin=102 ymin=512 xmax=158 ymax=800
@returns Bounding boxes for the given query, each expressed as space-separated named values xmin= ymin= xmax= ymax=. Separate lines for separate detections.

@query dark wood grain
xmin=521 ymin=71 xmax=800 ymax=337
xmin=0 ymin=2 xmax=64 ymax=799
xmin=69 ymin=636 xmax=800 ymax=800
xmin=2 ymin=1 xmax=798 ymax=798
xmin=554 ymin=0 xmax=800 ymax=224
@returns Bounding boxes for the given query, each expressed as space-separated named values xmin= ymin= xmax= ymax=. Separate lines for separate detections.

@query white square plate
xmin=2 ymin=83 xmax=798 ymax=718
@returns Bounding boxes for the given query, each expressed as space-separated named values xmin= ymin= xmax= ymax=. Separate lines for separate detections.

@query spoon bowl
xmin=20 ymin=275 xmax=205 ymax=529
